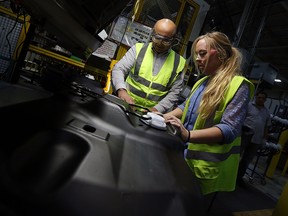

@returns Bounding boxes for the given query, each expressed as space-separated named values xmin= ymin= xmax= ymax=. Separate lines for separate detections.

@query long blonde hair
xmin=191 ymin=31 xmax=243 ymax=119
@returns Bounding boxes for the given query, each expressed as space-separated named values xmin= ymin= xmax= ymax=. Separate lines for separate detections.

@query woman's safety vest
xmin=181 ymin=75 xmax=255 ymax=195
xmin=126 ymin=43 xmax=186 ymax=109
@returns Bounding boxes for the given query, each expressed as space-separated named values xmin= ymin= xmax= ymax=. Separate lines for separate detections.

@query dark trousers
xmin=237 ymin=132 xmax=259 ymax=180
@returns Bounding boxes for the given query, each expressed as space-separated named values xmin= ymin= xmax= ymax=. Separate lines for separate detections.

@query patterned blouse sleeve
xmin=215 ymin=81 xmax=251 ymax=143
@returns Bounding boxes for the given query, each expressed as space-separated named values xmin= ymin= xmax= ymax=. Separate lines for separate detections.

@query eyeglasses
xmin=151 ymin=34 xmax=174 ymax=46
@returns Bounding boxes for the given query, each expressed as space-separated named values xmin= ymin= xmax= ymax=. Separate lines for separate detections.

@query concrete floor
xmin=243 ymin=153 xmax=288 ymax=202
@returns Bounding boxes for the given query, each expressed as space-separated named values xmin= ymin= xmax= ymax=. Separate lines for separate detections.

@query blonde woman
xmin=164 ymin=31 xmax=255 ymax=195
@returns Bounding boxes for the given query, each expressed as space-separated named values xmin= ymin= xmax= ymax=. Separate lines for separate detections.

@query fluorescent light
xmin=274 ymin=79 xmax=282 ymax=83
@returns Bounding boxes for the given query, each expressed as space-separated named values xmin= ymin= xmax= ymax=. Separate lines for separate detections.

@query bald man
xmin=112 ymin=18 xmax=186 ymax=113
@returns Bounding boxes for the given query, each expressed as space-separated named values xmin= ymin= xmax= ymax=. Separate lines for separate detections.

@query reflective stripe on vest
xmin=183 ymin=76 xmax=254 ymax=160
xmin=134 ymin=44 xmax=148 ymax=76
xmin=129 ymin=43 xmax=181 ymax=99
xmin=186 ymin=145 xmax=240 ymax=162
xmin=128 ymin=84 xmax=164 ymax=102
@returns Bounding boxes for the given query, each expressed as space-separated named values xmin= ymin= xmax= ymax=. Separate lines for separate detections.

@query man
xmin=111 ymin=18 xmax=186 ymax=113
xmin=237 ymin=91 xmax=272 ymax=185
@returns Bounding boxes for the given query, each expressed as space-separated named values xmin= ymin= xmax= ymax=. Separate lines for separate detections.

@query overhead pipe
xmin=248 ymin=0 xmax=274 ymax=93
xmin=248 ymin=0 xmax=273 ymax=65
xmin=233 ymin=0 xmax=257 ymax=47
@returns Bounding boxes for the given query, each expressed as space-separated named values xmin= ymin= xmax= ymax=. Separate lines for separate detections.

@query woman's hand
xmin=165 ymin=115 xmax=190 ymax=142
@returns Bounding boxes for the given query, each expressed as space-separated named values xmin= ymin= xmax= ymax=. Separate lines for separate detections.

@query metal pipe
xmin=248 ymin=0 xmax=273 ymax=65
xmin=233 ymin=0 xmax=256 ymax=46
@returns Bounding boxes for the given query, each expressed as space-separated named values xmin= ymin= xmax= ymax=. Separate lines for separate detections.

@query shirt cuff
xmin=215 ymin=124 xmax=235 ymax=144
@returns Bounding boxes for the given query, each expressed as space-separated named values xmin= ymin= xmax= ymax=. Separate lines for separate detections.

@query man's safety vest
xmin=181 ymin=75 xmax=255 ymax=195
xmin=126 ymin=42 xmax=186 ymax=109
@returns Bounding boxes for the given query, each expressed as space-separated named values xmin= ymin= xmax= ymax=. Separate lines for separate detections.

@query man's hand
xmin=117 ymin=88 xmax=134 ymax=104
xmin=149 ymin=107 xmax=158 ymax=112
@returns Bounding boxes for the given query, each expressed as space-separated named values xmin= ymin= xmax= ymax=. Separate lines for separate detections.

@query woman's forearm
xmin=164 ymin=107 xmax=183 ymax=119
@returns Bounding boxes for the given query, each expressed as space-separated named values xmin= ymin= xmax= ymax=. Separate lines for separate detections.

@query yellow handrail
xmin=28 ymin=44 xmax=85 ymax=68
xmin=103 ymin=60 xmax=118 ymax=94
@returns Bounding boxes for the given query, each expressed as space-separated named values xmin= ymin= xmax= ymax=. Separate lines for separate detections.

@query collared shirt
xmin=178 ymin=81 xmax=250 ymax=144
xmin=112 ymin=43 xmax=185 ymax=113
xmin=243 ymin=102 xmax=271 ymax=145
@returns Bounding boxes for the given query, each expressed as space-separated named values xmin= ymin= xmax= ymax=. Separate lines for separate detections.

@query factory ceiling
xmin=202 ymin=0 xmax=288 ymax=91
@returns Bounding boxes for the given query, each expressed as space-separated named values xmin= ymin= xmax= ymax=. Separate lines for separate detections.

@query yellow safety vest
xmin=126 ymin=43 xmax=186 ymax=109
xmin=182 ymin=75 xmax=255 ymax=195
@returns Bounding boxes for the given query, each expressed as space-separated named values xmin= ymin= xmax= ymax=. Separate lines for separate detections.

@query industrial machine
xmin=0 ymin=1 xmax=206 ymax=215
xmin=0 ymin=79 xmax=204 ymax=216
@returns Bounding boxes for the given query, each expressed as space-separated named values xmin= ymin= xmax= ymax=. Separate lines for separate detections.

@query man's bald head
xmin=153 ymin=19 xmax=177 ymax=38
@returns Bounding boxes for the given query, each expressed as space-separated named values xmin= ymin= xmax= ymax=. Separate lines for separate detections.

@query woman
xmin=164 ymin=31 xmax=255 ymax=195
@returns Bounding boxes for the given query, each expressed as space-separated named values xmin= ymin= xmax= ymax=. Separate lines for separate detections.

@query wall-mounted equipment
xmin=248 ymin=62 xmax=278 ymax=85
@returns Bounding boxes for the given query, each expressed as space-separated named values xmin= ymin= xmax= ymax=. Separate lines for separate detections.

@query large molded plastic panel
xmin=0 ymin=82 xmax=205 ymax=216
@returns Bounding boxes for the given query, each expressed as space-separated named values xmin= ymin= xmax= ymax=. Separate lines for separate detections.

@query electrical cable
xmin=69 ymin=81 xmax=152 ymax=121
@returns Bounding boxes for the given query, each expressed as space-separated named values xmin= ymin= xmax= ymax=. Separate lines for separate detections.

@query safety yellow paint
xmin=266 ymin=129 xmax=288 ymax=178
xmin=272 ymin=181 xmax=288 ymax=216
xmin=103 ymin=60 xmax=118 ymax=94
xmin=233 ymin=209 xmax=273 ymax=216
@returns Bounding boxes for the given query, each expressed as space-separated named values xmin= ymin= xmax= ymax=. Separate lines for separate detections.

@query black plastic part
xmin=0 ymin=81 xmax=205 ymax=216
